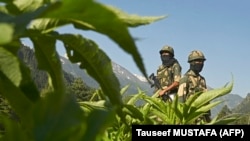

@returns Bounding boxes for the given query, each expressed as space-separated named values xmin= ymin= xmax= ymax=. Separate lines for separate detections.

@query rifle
xmin=148 ymin=73 xmax=172 ymax=102
xmin=149 ymin=73 xmax=162 ymax=90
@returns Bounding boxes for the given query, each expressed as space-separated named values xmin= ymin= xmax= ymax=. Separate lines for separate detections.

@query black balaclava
xmin=190 ymin=62 xmax=204 ymax=74
xmin=161 ymin=54 xmax=175 ymax=67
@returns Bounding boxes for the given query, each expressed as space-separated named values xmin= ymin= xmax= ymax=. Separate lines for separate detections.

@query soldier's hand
xmin=159 ymin=89 xmax=167 ymax=96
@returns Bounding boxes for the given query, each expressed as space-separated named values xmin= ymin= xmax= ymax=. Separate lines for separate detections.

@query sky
xmin=23 ymin=0 xmax=250 ymax=98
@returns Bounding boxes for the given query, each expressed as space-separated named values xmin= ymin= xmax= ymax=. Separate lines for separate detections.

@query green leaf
xmin=185 ymin=101 xmax=222 ymax=124
xmin=126 ymin=92 xmax=143 ymax=105
xmin=0 ymin=71 xmax=33 ymax=121
xmin=0 ymin=114 xmax=29 ymax=141
xmin=0 ymin=1 xmax=56 ymax=38
xmin=0 ymin=47 xmax=21 ymax=86
xmin=191 ymin=80 xmax=233 ymax=109
xmin=57 ymin=34 xmax=122 ymax=106
xmin=123 ymin=104 xmax=144 ymax=121
xmin=30 ymin=32 xmax=65 ymax=93
xmin=31 ymin=93 xmax=86 ymax=141
xmin=12 ymin=0 xmax=44 ymax=12
xmin=42 ymin=0 xmax=148 ymax=79
xmin=141 ymin=94 xmax=165 ymax=112
xmin=105 ymin=5 xmax=166 ymax=27
xmin=0 ymin=23 xmax=13 ymax=45
xmin=120 ymin=85 xmax=130 ymax=96
xmin=83 ymin=108 xmax=116 ymax=141
xmin=150 ymin=108 xmax=173 ymax=124
xmin=0 ymin=44 xmax=40 ymax=101
xmin=78 ymin=100 xmax=108 ymax=112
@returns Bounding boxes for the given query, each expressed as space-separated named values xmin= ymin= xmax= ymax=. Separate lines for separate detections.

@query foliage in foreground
xmin=0 ymin=0 xmax=239 ymax=141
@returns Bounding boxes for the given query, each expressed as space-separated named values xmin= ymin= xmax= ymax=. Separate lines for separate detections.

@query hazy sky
xmin=24 ymin=0 xmax=250 ymax=97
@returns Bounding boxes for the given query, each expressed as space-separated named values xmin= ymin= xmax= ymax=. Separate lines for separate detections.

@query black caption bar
xmin=132 ymin=125 xmax=250 ymax=140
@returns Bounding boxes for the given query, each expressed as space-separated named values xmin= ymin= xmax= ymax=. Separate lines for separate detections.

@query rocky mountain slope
xmin=60 ymin=56 xmax=154 ymax=96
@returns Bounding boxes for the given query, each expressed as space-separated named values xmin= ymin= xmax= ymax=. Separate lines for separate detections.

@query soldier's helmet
xmin=159 ymin=45 xmax=174 ymax=56
xmin=188 ymin=50 xmax=206 ymax=62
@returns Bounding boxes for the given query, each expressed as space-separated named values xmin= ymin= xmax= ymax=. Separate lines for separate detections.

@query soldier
xmin=177 ymin=50 xmax=211 ymax=122
xmin=156 ymin=45 xmax=182 ymax=102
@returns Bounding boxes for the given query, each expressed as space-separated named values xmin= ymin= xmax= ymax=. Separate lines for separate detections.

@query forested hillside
xmin=0 ymin=45 xmax=96 ymax=123
xmin=211 ymin=93 xmax=243 ymax=117
xmin=17 ymin=44 xmax=75 ymax=90
xmin=216 ymin=93 xmax=250 ymax=124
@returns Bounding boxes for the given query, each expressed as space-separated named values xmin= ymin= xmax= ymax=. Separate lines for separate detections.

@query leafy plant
xmin=0 ymin=0 xmax=165 ymax=140
xmin=0 ymin=0 xmax=239 ymax=140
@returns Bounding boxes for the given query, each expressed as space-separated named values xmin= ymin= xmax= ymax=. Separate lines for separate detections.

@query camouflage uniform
xmin=177 ymin=50 xmax=211 ymax=123
xmin=156 ymin=45 xmax=182 ymax=102
xmin=177 ymin=70 xmax=207 ymax=100
xmin=156 ymin=62 xmax=182 ymax=92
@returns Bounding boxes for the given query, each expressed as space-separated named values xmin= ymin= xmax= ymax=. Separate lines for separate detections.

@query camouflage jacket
xmin=177 ymin=69 xmax=207 ymax=101
xmin=156 ymin=60 xmax=182 ymax=92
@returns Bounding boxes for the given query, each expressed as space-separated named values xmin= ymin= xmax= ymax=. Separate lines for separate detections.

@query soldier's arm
xmin=159 ymin=81 xmax=179 ymax=96
xmin=160 ymin=64 xmax=182 ymax=96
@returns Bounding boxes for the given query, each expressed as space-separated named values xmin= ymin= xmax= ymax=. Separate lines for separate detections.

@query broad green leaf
xmin=0 ymin=44 xmax=40 ymax=101
xmin=195 ymin=101 xmax=222 ymax=114
xmin=30 ymin=32 xmax=65 ymax=94
xmin=191 ymin=81 xmax=233 ymax=109
xmin=0 ymin=23 xmax=13 ymax=45
xmin=141 ymin=94 xmax=166 ymax=112
xmin=168 ymin=100 xmax=182 ymax=124
xmin=123 ymin=104 xmax=144 ymax=121
xmin=41 ymin=0 xmax=148 ymax=79
xmin=12 ymin=0 xmax=44 ymax=12
xmin=150 ymin=108 xmax=173 ymax=124
xmin=57 ymin=34 xmax=122 ymax=106
xmin=0 ymin=47 xmax=21 ymax=86
xmin=0 ymin=71 xmax=33 ymax=122
xmin=0 ymin=2 xmax=56 ymax=38
xmin=210 ymin=114 xmax=240 ymax=125
xmin=19 ymin=58 xmax=41 ymax=101
xmin=0 ymin=115 xmax=29 ymax=141
xmin=105 ymin=5 xmax=166 ymax=27
xmin=126 ymin=92 xmax=143 ymax=105
xmin=183 ymin=92 xmax=201 ymax=118
xmin=29 ymin=18 xmax=66 ymax=33
xmin=78 ymin=100 xmax=108 ymax=112
xmin=141 ymin=103 xmax=151 ymax=115
xmin=185 ymin=101 xmax=222 ymax=123
xmin=120 ymin=85 xmax=130 ymax=96
xmin=83 ymin=109 xmax=116 ymax=141
xmin=31 ymin=93 xmax=86 ymax=141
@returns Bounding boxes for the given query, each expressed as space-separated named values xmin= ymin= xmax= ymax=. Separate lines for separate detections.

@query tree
xmin=69 ymin=77 xmax=95 ymax=102
xmin=217 ymin=105 xmax=232 ymax=119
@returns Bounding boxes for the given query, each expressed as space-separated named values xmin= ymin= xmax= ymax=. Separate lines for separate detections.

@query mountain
xmin=231 ymin=93 xmax=250 ymax=114
xmin=60 ymin=56 xmax=99 ymax=88
xmin=211 ymin=93 xmax=243 ymax=118
xmin=60 ymin=55 xmax=154 ymax=96
xmin=18 ymin=45 xmax=78 ymax=92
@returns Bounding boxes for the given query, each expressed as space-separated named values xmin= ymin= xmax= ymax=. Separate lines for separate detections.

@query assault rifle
xmin=148 ymin=73 xmax=172 ymax=102
xmin=149 ymin=73 xmax=162 ymax=90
